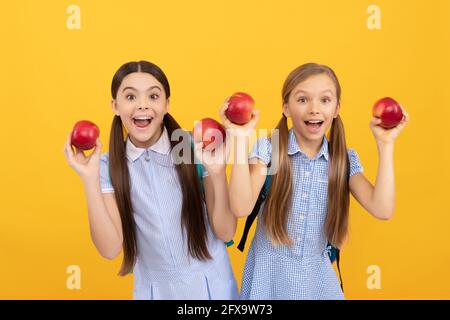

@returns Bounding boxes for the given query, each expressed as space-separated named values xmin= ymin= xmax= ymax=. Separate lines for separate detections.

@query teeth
xmin=134 ymin=116 xmax=152 ymax=120
xmin=306 ymin=120 xmax=322 ymax=124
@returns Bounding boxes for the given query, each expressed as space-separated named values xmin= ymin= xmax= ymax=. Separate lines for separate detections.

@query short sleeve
xmin=249 ymin=137 xmax=272 ymax=165
xmin=348 ymin=149 xmax=364 ymax=177
xmin=100 ymin=153 xmax=114 ymax=193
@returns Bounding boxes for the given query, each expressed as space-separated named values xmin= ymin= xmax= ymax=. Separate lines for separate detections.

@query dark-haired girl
xmin=64 ymin=61 xmax=238 ymax=300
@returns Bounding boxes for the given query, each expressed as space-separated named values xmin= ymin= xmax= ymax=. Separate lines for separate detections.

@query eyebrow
xmin=293 ymin=89 xmax=334 ymax=96
xmin=122 ymin=85 xmax=162 ymax=92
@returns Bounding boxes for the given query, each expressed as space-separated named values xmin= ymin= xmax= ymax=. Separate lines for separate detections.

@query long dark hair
xmin=109 ymin=61 xmax=210 ymax=276
xmin=264 ymin=63 xmax=350 ymax=249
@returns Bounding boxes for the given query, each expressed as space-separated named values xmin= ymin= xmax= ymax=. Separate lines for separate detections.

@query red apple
xmin=225 ymin=92 xmax=255 ymax=125
xmin=71 ymin=120 xmax=100 ymax=150
xmin=372 ymin=97 xmax=404 ymax=129
xmin=193 ymin=118 xmax=226 ymax=150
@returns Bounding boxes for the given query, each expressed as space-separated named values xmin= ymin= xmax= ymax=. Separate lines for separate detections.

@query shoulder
xmin=347 ymin=149 xmax=364 ymax=176
xmin=253 ymin=136 xmax=273 ymax=152
xmin=250 ymin=136 xmax=273 ymax=165
xmin=347 ymin=149 xmax=361 ymax=162
xmin=347 ymin=149 xmax=358 ymax=158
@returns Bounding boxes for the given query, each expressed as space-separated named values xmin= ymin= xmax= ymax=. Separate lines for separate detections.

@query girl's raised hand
xmin=64 ymin=133 xmax=102 ymax=182
xmin=193 ymin=139 xmax=230 ymax=177
xmin=219 ymin=98 xmax=261 ymax=136
xmin=370 ymin=106 xmax=410 ymax=145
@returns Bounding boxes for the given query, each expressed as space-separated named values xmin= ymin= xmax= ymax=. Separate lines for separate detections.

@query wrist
xmin=82 ymin=175 xmax=101 ymax=189
xmin=207 ymin=167 xmax=227 ymax=177
xmin=376 ymin=141 xmax=394 ymax=153
xmin=229 ymin=128 xmax=253 ymax=139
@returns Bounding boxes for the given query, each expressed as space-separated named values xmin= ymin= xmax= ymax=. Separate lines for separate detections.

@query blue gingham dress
xmin=99 ymin=127 xmax=239 ymax=300
xmin=240 ymin=128 xmax=363 ymax=300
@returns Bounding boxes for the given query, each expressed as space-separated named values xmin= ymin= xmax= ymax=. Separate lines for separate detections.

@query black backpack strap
xmin=237 ymin=162 xmax=271 ymax=252
xmin=237 ymin=190 xmax=267 ymax=252
xmin=335 ymin=249 xmax=344 ymax=292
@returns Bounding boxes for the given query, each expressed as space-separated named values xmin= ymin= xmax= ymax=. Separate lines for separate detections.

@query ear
xmin=111 ymin=99 xmax=120 ymax=116
xmin=333 ymin=103 xmax=340 ymax=119
xmin=282 ymin=103 xmax=290 ymax=118
xmin=165 ymin=98 xmax=170 ymax=114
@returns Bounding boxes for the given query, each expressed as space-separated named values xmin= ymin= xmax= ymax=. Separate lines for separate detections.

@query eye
xmin=297 ymin=97 xmax=307 ymax=103
xmin=126 ymin=94 xmax=136 ymax=101
xmin=150 ymin=94 xmax=159 ymax=100
xmin=321 ymin=97 xmax=331 ymax=103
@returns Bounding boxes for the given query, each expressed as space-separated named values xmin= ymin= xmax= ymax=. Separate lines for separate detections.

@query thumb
xmin=370 ymin=117 xmax=382 ymax=127
xmin=87 ymin=139 xmax=103 ymax=164
xmin=92 ymin=138 xmax=103 ymax=157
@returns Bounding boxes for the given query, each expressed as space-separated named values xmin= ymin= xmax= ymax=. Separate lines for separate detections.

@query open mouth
xmin=133 ymin=116 xmax=153 ymax=128
xmin=304 ymin=120 xmax=324 ymax=130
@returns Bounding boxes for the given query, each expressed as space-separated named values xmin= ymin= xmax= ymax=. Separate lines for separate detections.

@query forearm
xmin=83 ymin=179 xmax=123 ymax=259
xmin=371 ymin=143 xmax=396 ymax=219
xmin=229 ymin=135 xmax=254 ymax=217
xmin=209 ymin=171 xmax=237 ymax=241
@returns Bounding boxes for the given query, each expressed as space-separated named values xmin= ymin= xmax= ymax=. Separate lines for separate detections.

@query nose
xmin=137 ymin=96 xmax=151 ymax=110
xmin=309 ymin=101 xmax=320 ymax=114
xmin=138 ymin=104 xmax=149 ymax=110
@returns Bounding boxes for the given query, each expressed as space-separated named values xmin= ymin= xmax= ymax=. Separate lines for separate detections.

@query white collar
xmin=126 ymin=126 xmax=171 ymax=161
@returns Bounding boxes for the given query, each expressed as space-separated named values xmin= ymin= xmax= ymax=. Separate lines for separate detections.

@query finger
xmin=395 ymin=117 xmax=408 ymax=132
xmin=220 ymin=114 xmax=236 ymax=130
xmin=63 ymin=144 xmax=71 ymax=162
xmin=63 ymin=146 xmax=78 ymax=169
xmin=86 ymin=139 xmax=102 ymax=164
xmin=194 ymin=141 xmax=203 ymax=152
xmin=219 ymin=101 xmax=230 ymax=115
xmin=247 ymin=109 xmax=261 ymax=126
xmin=64 ymin=133 xmax=75 ymax=158
xmin=251 ymin=109 xmax=261 ymax=122
xmin=220 ymin=106 xmax=233 ymax=125
xmin=398 ymin=104 xmax=408 ymax=120
xmin=64 ymin=135 xmax=79 ymax=169
xmin=92 ymin=138 xmax=103 ymax=157
xmin=394 ymin=122 xmax=405 ymax=134
xmin=219 ymin=110 xmax=229 ymax=123
xmin=370 ymin=117 xmax=382 ymax=127
xmin=251 ymin=109 xmax=260 ymax=117
xmin=203 ymin=142 xmax=216 ymax=153
xmin=75 ymin=148 xmax=85 ymax=156
xmin=193 ymin=141 xmax=204 ymax=158
xmin=403 ymin=111 xmax=410 ymax=123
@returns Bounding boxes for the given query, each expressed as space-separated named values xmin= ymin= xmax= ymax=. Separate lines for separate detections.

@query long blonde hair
xmin=263 ymin=63 xmax=350 ymax=249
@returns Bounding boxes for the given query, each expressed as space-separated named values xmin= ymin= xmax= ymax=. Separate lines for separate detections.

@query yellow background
xmin=1 ymin=0 xmax=449 ymax=299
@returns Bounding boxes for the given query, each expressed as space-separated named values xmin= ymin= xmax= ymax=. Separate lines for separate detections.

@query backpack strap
xmin=237 ymin=163 xmax=271 ymax=252
xmin=326 ymin=242 xmax=344 ymax=292
xmin=335 ymin=248 xmax=344 ymax=292
xmin=237 ymin=187 xmax=267 ymax=252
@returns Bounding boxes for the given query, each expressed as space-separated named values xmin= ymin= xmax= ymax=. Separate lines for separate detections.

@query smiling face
xmin=112 ymin=72 xmax=169 ymax=148
xmin=283 ymin=73 xmax=340 ymax=145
